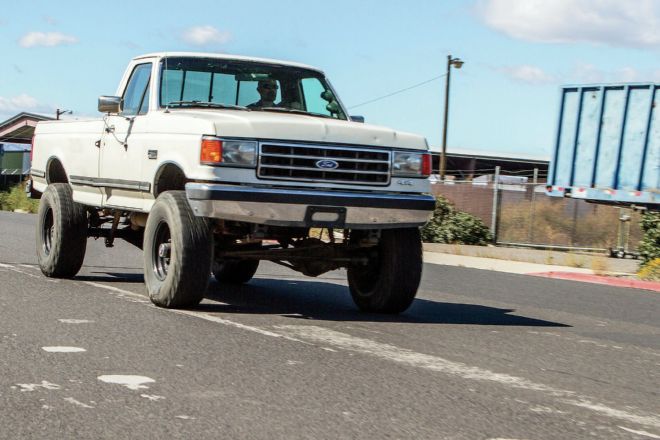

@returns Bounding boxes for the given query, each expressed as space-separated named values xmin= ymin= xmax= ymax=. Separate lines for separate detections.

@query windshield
xmin=159 ymin=57 xmax=347 ymax=120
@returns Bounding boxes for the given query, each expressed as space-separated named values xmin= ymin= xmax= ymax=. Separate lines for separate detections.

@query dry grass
xmin=590 ymin=257 xmax=610 ymax=275
xmin=498 ymin=197 xmax=643 ymax=250
xmin=638 ymin=258 xmax=660 ymax=281
xmin=565 ymin=253 xmax=586 ymax=268
xmin=544 ymin=253 xmax=555 ymax=265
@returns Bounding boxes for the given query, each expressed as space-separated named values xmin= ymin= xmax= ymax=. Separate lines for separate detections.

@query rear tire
xmin=213 ymin=260 xmax=259 ymax=284
xmin=36 ymin=184 xmax=87 ymax=278
xmin=347 ymin=228 xmax=423 ymax=314
xmin=143 ymin=191 xmax=212 ymax=308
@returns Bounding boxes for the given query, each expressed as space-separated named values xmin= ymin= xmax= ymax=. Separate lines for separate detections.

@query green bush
xmin=421 ymin=196 xmax=492 ymax=245
xmin=0 ymin=183 xmax=40 ymax=213
xmin=638 ymin=211 xmax=660 ymax=265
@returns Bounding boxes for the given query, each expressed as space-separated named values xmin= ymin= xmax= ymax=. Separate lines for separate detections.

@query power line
xmin=348 ymin=73 xmax=447 ymax=110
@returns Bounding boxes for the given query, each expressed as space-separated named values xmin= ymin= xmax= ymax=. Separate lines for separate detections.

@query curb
xmin=530 ymin=272 xmax=660 ymax=292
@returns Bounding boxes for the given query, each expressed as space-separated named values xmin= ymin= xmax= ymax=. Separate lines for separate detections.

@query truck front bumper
xmin=185 ymin=183 xmax=436 ymax=229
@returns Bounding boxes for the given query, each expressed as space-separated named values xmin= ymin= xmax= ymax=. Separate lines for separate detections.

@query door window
xmin=122 ymin=63 xmax=152 ymax=116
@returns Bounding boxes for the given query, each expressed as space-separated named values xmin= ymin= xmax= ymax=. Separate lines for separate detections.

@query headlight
xmin=392 ymin=151 xmax=431 ymax=177
xmin=200 ymin=137 xmax=257 ymax=167
xmin=222 ymin=140 xmax=257 ymax=167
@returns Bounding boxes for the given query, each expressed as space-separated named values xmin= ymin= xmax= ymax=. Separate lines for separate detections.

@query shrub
xmin=421 ymin=196 xmax=492 ymax=245
xmin=638 ymin=211 xmax=660 ymax=265
xmin=638 ymin=258 xmax=660 ymax=281
xmin=0 ymin=183 xmax=40 ymax=213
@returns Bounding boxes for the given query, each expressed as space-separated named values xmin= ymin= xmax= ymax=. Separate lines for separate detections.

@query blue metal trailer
xmin=546 ymin=83 xmax=659 ymax=210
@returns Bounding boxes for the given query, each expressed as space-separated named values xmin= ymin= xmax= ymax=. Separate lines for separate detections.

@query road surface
xmin=0 ymin=211 xmax=658 ymax=439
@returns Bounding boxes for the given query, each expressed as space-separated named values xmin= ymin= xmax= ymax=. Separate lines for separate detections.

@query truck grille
xmin=258 ymin=143 xmax=391 ymax=185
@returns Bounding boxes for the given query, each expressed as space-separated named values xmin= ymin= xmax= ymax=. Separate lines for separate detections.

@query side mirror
xmin=350 ymin=115 xmax=365 ymax=123
xmin=98 ymin=96 xmax=122 ymax=113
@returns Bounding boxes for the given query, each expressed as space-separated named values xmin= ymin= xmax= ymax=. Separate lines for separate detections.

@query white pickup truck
xmin=29 ymin=52 xmax=435 ymax=313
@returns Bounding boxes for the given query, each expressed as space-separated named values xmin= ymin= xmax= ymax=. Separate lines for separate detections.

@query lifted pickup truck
xmin=29 ymin=52 xmax=435 ymax=313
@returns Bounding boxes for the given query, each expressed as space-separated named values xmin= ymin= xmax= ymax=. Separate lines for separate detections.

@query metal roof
xmin=431 ymin=147 xmax=549 ymax=164
xmin=0 ymin=112 xmax=54 ymax=144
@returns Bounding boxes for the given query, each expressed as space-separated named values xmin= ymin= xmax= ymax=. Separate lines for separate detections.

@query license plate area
xmin=304 ymin=206 xmax=347 ymax=228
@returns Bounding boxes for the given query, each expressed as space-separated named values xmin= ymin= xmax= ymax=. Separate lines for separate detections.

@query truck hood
xmin=171 ymin=109 xmax=428 ymax=150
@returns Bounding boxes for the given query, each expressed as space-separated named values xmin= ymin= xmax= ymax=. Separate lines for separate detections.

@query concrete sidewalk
xmin=423 ymin=243 xmax=639 ymax=274
xmin=422 ymin=244 xmax=660 ymax=293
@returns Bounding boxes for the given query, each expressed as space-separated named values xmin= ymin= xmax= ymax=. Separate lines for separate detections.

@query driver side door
xmin=100 ymin=62 xmax=152 ymax=210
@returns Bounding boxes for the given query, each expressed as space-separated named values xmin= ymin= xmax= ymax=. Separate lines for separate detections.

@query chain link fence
xmin=431 ymin=168 xmax=644 ymax=255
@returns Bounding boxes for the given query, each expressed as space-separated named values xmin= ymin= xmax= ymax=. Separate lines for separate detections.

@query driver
xmin=248 ymin=79 xmax=278 ymax=108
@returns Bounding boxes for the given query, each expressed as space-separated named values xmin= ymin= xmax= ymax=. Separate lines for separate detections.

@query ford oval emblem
xmin=315 ymin=159 xmax=339 ymax=170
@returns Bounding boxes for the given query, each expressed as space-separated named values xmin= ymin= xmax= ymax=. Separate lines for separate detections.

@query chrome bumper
xmin=185 ymin=183 xmax=435 ymax=229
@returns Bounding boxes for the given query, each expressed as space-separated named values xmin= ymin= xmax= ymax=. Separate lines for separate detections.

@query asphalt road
xmin=0 ymin=210 xmax=658 ymax=440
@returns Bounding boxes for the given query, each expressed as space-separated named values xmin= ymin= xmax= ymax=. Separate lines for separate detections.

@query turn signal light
xmin=421 ymin=153 xmax=432 ymax=177
xmin=201 ymin=137 xmax=222 ymax=164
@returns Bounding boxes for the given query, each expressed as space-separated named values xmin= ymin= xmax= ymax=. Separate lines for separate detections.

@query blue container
xmin=547 ymin=83 xmax=659 ymax=209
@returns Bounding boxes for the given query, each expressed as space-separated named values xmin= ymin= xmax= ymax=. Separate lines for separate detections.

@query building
xmin=431 ymin=148 xmax=549 ymax=181
xmin=0 ymin=112 xmax=53 ymax=187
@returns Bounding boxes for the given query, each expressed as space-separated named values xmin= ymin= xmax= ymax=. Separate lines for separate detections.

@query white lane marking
xmin=16 ymin=381 xmax=61 ymax=392
xmin=42 ymin=346 xmax=86 ymax=353
xmin=0 ymin=263 xmax=57 ymax=282
xmin=565 ymin=400 xmax=660 ymax=430
xmin=97 ymin=375 xmax=155 ymax=390
xmin=274 ymin=325 xmax=660 ymax=430
xmin=141 ymin=394 xmax=165 ymax=402
xmin=619 ymin=426 xmax=660 ymax=439
xmin=82 ymin=278 xmax=310 ymax=347
xmin=58 ymin=319 xmax=94 ymax=324
xmin=529 ymin=406 xmax=567 ymax=414
xmin=63 ymin=397 xmax=94 ymax=409
xmin=83 ymin=281 xmax=150 ymax=302
xmin=82 ymin=280 xmax=660 ymax=430
xmin=175 ymin=415 xmax=196 ymax=420
xmin=170 ymin=309 xmax=300 ymax=341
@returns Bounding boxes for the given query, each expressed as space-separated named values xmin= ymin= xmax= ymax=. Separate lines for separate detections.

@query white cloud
xmin=181 ymin=25 xmax=231 ymax=46
xmin=499 ymin=65 xmax=557 ymax=84
xmin=567 ymin=63 xmax=660 ymax=83
xmin=0 ymin=94 xmax=40 ymax=112
xmin=18 ymin=31 xmax=78 ymax=48
xmin=476 ymin=0 xmax=660 ymax=48
xmin=0 ymin=94 xmax=54 ymax=121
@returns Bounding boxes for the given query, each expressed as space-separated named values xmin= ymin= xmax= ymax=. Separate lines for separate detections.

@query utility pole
xmin=56 ymin=109 xmax=72 ymax=120
xmin=440 ymin=55 xmax=464 ymax=181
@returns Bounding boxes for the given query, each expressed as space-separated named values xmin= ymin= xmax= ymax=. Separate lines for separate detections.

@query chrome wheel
xmin=152 ymin=221 xmax=171 ymax=281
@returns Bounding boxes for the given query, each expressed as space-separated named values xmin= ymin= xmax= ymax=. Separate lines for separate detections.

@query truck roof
xmin=132 ymin=52 xmax=324 ymax=74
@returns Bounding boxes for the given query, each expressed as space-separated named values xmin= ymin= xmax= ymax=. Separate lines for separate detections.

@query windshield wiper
xmin=166 ymin=101 xmax=250 ymax=111
xmin=258 ymin=107 xmax=334 ymax=119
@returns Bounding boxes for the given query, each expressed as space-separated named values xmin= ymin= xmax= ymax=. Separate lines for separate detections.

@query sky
xmin=0 ymin=0 xmax=659 ymax=157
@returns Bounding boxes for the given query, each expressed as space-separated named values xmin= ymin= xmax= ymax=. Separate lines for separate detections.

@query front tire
xmin=213 ymin=260 xmax=259 ymax=284
xmin=347 ymin=228 xmax=423 ymax=314
xmin=143 ymin=191 xmax=212 ymax=308
xmin=36 ymin=184 xmax=87 ymax=278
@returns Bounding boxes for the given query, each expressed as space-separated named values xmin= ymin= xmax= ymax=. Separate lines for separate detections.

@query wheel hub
xmin=158 ymin=243 xmax=171 ymax=259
